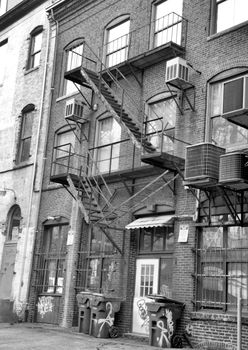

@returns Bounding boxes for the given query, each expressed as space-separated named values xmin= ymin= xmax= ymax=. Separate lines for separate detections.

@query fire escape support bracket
xmin=80 ymin=68 xmax=141 ymax=150
xmin=161 ymin=174 xmax=176 ymax=195
xmin=126 ymin=62 xmax=143 ymax=88
xmin=74 ymin=82 xmax=93 ymax=110
xmin=166 ymin=82 xmax=184 ymax=115
xmin=217 ymin=187 xmax=242 ymax=225
xmin=99 ymin=225 xmax=124 ymax=255
xmin=119 ymin=176 xmax=133 ymax=196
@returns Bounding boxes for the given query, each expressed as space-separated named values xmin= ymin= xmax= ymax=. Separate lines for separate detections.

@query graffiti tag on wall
xmin=137 ymin=299 xmax=149 ymax=332
xmin=37 ymin=296 xmax=54 ymax=318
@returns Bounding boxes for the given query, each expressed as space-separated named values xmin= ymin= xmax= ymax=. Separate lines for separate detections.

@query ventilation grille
xmin=219 ymin=152 xmax=248 ymax=183
xmin=185 ymin=143 xmax=225 ymax=181
xmin=165 ymin=57 xmax=189 ymax=83
xmin=65 ymin=98 xmax=85 ymax=122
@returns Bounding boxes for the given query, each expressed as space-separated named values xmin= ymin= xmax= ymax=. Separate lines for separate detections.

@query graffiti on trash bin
xmin=156 ymin=309 xmax=174 ymax=348
xmin=137 ymin=299 xmax=149 ymax=331
xmin=97 ymin=301 xmax=114 ymax=337
xmin=37 ymin=296 xmax=54 ymax=318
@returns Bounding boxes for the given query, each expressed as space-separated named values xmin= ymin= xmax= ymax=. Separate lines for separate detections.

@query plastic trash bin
xmin=76 ymin=292 xmax=92 ymax=334
xmin=146 ymin=295 xmax=184 ymax=348
xmin=89 ymin=293 xmax=121 ymax=338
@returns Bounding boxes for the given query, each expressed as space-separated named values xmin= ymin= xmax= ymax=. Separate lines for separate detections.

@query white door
xmin=132 ymin=258 xmax=159 ymax=335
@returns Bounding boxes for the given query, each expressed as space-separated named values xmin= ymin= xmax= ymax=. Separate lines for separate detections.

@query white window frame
xmin=0 ymin=0 xmax=7 ymax=16
xmin=104 ymin=16 xmax=130 ymax=68
xmin=27 ymin=26 xmax=43 ymax=70
xmin=211 ymin=0 xmax=248 ymax=34
xmin=94 ymin=116 xmax=122 ymax=174
xmin=209 ymin=73 xmax=248 ymax=151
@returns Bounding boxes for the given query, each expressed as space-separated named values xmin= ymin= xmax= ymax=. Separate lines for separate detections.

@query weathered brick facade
xmin=27 ymin=0 xmax=248 ymax=349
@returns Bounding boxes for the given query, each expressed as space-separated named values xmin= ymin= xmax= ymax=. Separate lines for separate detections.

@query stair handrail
xmin=80 ymin=40 xmax=167 ymax=152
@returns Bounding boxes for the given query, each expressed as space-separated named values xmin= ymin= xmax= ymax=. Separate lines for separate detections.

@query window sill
xmin=190 ymin=311 xmax=248 ymax=324
xmin=24 ymin=66 xmax=39 ymax=75
xmin=208 ymin=20 xmax=248 ymax=41
xmin=13 ymin=160 xmax=34 ymax=170
xmin=56 ymin=91 xmax=80 ymax=103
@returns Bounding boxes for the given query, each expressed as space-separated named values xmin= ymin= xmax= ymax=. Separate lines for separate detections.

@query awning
xmin=125 ymin=215 xmax=174 ymax=230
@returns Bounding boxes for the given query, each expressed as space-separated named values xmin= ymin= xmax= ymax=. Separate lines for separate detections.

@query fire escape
xmin=50 ymin=12 xmax=188 ymax=257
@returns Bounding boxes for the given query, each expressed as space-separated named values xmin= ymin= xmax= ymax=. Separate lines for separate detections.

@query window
xmin=211 ymin=0 xmax=248 ymax=34
xmin=41 ymin=223 xmax=68 ymax=294
xmin=64 ymin=41 xmax=84 ymax=96
xmin=145 ymin=94 xmax=177 ymax=153
xmin=153 ymin=0 xmax=183 ymax=47
xmin=52 ymin=126 xmax=75 ymax=176
xmin=0 ymin=0 xmax=7 ymax=16
xmin=85 ymin=228 xmax=115 ymax=293
xmin=94 ymin=116 xmax=121 ymax=174
xmin=105 ymin=18 xmax=130 ymax=68
xmin=196 ymin=222 xmax=248 ymax=312
xmin=0 ymin=39 xmax=7 ymax=84
xmin=6 ymin=205 xmax=21 ymax=242
xmin=138 ymin=226 xmax=174 ymax=297
xmin=209 ymin=74 xmax=248 ymax=150
xmin=16 ymin=104 xmax=35 ymax=163
xmin=27 ymin=26 xmax=43 ymax=70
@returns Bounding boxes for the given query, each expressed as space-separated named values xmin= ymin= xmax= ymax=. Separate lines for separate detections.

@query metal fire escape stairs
xmin=62 ymin=40 xmax=181 ymax=254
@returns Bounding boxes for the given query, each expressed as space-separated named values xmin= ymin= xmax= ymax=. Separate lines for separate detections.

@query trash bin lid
xmin=147 ymin=294 xmax=184 ymax=305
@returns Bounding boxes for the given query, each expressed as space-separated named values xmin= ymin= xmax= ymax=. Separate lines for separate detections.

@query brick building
xmin=0 ymin=0 xmax=52 ymax=322
xmin=29 ymin=0 xmax=248 ymax=348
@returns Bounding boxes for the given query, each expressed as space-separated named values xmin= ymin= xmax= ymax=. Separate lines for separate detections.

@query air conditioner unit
xmin=184 ymin=143 xmax=225 ymax=187
xmin=222 ymin=76 xmax=248 ymax=128
xmin=65 ymin=98 xmax=85 ymax=122
xmin=219 ymin=152 xmax=248 ymax=189
xmin=165 ymin=57 xmax=191 ymax=89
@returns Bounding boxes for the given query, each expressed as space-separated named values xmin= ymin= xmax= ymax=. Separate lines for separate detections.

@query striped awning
xmin=125 ymin=215 xmax=174 ymax=230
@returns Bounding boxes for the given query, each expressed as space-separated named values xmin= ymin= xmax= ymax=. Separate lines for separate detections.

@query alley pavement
xmin=0 ymin=322 xmax=179 ymax=350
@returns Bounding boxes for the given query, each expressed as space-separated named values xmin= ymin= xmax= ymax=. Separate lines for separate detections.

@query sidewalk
xmin=0 ymin=322 xmax=179 ymax=350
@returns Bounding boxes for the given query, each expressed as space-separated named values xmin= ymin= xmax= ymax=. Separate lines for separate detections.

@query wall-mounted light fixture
xmin=0 ymin=187 xmax=17 ymax=200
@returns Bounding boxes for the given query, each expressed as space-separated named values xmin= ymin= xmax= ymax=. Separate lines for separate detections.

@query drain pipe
xmin=17 ymin=6 xmax=59 ymax=305
xmin=237 ymin=287 xmax=242 ymax=350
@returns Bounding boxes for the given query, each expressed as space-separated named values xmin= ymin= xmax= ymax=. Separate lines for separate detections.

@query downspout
xmin=17 ymin=6 xmax=59 ymax=303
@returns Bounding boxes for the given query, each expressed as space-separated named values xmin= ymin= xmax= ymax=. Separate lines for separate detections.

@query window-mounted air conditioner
xmin=184 ymin=143 xmax=225 ymax=187
xmin=65 ymin=98 xmax=85 ymax=122
xmin=165 ymin=57 xmax=191 ymax=89
xmin=222 ymin=76 xmax=248 ymax=128
xmin=219 ymin=152 xmax=248 ymax=189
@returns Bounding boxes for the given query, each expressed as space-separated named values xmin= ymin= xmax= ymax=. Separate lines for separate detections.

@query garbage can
xmin=89 ymin=293 xmax=121 ymax=338
xmin=76 ymin=292 xmax=92 ymax=334
xmin=146 ymin=295 xmax=184 ymax=348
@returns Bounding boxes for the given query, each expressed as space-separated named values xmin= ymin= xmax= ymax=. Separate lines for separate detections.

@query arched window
xmin=52 ymin=125 xmax=76 ymax=176
xmin=6 ymin=205 xmax=21 ymax=241
xmin=62 ymin=38 xmax=84 ymax=96
xmin=26 ymin=26 xmax=43 ymax=70
xmin=16 ymin=104 xmax=35 ymax=163
xmin=104 ymin=15 xmax=130 ymax=68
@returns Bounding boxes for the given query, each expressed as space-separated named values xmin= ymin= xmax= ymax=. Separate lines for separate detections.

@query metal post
xmin=237 ymin=287 xmax=242 ymax=350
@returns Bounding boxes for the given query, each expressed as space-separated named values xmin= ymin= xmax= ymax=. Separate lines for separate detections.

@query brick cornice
xmin=0 ymin=0 xmax=47 ymax=31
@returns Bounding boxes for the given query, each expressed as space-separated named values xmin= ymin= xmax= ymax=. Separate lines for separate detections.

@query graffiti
xmin=97 ymin=301 xmax=114 ymax=337
xmin=37 ymin=296 xmax=54 ymax=318
xmin=137 ymin=299 xmax=149 ymax=331
xmin=15 ymin=300 xmax=28 ymax=321
xmin=156 ymin=309 xmax=174 ymax=348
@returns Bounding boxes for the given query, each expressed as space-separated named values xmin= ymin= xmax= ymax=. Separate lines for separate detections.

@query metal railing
xmin=102 ymin=12 xmax=187 ymax=68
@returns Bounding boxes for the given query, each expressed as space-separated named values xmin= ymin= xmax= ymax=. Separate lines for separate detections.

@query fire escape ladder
xmin=79 ymin=67 xmax=155 ymax=153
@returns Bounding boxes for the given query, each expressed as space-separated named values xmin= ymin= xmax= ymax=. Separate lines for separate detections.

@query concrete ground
xmin=0 ymin=323 xmax=179 ymax=350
